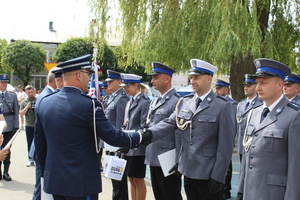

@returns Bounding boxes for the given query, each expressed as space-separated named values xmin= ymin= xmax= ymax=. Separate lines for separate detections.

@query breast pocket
xmin=177 ymin=110 xmax=193 ymax=126
xmin=261 ymin=129 xmax=284 ymax=152
xmin=198 ymin=116 xmax=216 ymax=134
xmin=154 ymin=109 xmax=170 ymax=122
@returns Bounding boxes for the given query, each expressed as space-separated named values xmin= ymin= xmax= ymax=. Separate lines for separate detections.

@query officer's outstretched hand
xmin=138 ymin=129 xmax=152 ymax=146
xmin=168 ymin=163 xmax=180 ymax=175
xmin=236 ymin=193 xmax=243 ymax=200
xmin=208 ymin=178 xmax=223 ymax=195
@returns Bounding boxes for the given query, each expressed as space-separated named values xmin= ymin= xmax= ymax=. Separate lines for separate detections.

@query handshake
xmin=138 ymin=128 xmax=152 ymax=146
xmin=117 ymin=129 xmax=153 ymax=155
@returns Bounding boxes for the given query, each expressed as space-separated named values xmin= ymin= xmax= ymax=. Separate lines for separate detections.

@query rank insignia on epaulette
xmin=287 ymin=102 xmax=300 ymax=110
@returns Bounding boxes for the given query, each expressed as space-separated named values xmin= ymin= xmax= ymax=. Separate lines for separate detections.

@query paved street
xmin=1 ymin=129 xmax=239 ymax=200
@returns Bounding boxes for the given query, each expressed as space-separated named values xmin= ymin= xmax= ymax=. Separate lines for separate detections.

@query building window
xmin=30 ymin=76 xmax=47 ymax=90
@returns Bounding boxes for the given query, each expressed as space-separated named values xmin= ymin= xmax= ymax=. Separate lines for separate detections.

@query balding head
xmin=48 ymin=67 xmax=57 ymax=89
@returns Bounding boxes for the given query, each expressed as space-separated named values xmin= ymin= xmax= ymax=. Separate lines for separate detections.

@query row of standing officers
xmin=7 ymin=54 xmax=299 ymax=200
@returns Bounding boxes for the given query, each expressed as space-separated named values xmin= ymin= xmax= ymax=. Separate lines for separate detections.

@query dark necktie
xmin=260 ymin=107 xmax=270 ymax=123
xmin=156 ymin=96 xmax=162 ymax=105
xmin=130 ymin=98 xmax=134 ymax=109
xmin=245 ymin=101 xmax=250 ymax=111
xmin=1 ymin=92 xmax=4 ymax=100
xmin=196 ymin=98 xmax=202 ymax=108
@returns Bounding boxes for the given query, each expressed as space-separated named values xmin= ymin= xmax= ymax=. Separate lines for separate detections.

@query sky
xmin=0 ymin=0 xmax=94 ymax=42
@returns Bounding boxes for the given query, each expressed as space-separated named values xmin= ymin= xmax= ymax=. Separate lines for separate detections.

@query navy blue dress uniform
xmin=148 ymin=59 xmax=235 ymax=200
xmin=144 ymin=62 xmax=183 ymax=200
xmin=104 ymin=70 xmax=130 ymax=200
xmin=215 ymin=79 xmax=237 ymax=199
xmin=0 ymin=74 xmax=19 ymax=181
xmin=34 ymin=55 xmax=141 ymax=200
xmin=284 ymin=73 xmax=300 ymax=104
xmin=237 ymin=58 xmax=300 ymax=200
xmin=236 ymin=75 xmax=263 ymax=159
xmin=31 ymin=77 xmax=57 ymax=200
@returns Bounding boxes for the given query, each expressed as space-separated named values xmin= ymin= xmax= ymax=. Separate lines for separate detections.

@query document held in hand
xmin=4 ymin=129 xmax=20 ymax=149
xmin=158 ymin=148 xmax=176 ymax=177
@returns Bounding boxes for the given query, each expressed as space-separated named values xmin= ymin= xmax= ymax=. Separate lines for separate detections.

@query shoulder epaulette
xmin=7 ymin=91 xmax=16 ymax=95
xmin=183 ymin=93 xmax=194 ymax=99
xmin=142 ymin=95 xmax=150 ymax=100
xmin=216 ymin=95 xmax=228 ymax=101
xmin=287 ymin=102 xmax=300 ymax=110
xmin=174 ymin=92 xmax=181 ymax=98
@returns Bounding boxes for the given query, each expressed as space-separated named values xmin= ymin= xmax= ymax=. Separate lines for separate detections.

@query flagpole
xmin=93 ymin=21 xmax=100 ymax=101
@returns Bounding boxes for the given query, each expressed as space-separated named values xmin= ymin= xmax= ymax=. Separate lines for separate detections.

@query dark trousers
xmin=224 ymin=161 xmax=232 ymax=196
xmin=150 ymin=166 xmax=183 ymax=200
xmin=25 ymin=126 xmax=35 ymax=160
xmin=32 ymin=160 xmax=42 ymax=200
xmin=106 ymin=151 xmax=128 ymax=200
xmin=0 ymin=129 xmax=17 ymax=165
xmin=184 ymin=177 xmax=223 ymax=200
xmin=53 ymin=194 xmax=98 ymax=200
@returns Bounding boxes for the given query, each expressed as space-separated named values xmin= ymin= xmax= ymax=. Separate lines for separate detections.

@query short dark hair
xmin=25 ymin=85 xmax=35 ymax=91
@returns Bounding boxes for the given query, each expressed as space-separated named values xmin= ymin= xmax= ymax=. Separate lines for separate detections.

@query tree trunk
xmin=230 ymin=53 xmax=256 ymax=102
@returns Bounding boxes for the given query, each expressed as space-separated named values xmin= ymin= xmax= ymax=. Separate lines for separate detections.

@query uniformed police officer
xmin=283 ymin=73 xmax=300 ymax=104
xmin=214 ymin=79 xmax=237 ymax=200
xmin=104 ymin=70 xmax=130 ymax=200
xmin=237 ymin=58 xmax=300 ymax=200
xmin=100 ymin=81 xmax=110 ymax=109
xmin=144 ymin=59 xmax=235 ymax=200
xmin=34 ymin=55 xmax=146 ymax=200
xmin=0 ymin=111 xmax=8 ymax=161
xmin=236 ymin=74 xmax=262 ymax=161
xmin=144 ymin=62 xmax=182 ymax=200
xmin=51 ymin=68 xmax=64 ymax=92
xmin=120 ymin=73 xmax=151 ymax=200
xmin=31 ymin=67 xmax=57 ymax=200
xmin=0 ymin=74 xmax=19 ymax=181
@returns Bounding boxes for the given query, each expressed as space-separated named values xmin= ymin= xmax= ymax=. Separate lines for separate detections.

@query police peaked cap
xmin=148 ymin=62 xmax=175 ymax=77
xmin=215 ymin=79 xmax=230 ymax=88
xmin=57 ymin=54 xmax=94 ymax=74
xmin=105 ymin=70 xmax=122 ymax=82
xmin=188 ymin=59 xmax=218 ymax=76
xmin=243 ymin=74 xmax=256 ymax=85
xmin=253 ymin=58 xmax=291 ymax=80
xmin=284 ymin=73 xmax=300 ymax=84
xmin=0 ymin=74 xmax=9 ymax=82
xmin=120 ymin=73 xmax=142 ymax=86
xmin=51 ymin=68 xmax=63 ymax=78
xmin=100 ymin=81 xmax=108 ymax=89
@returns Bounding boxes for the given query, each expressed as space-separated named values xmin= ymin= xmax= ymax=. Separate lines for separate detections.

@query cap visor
xmin=188 ymin=71 xmax=210 ymax=76
xmin=105 ymin=77 xmax=115 ymax=82
xmin=243 ymin=81 xmax=256 ymax=85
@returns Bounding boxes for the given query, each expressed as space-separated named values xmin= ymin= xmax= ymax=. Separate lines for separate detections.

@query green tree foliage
xmin=90 ymin=0 xmax=300 ymax=101
xmin=52 ymin=37 xmax=94 ymax=62
xmin=0 ymin=39 xmax=11 ymax=74
xmin=2 ymin=40 xmax=46 ymax=86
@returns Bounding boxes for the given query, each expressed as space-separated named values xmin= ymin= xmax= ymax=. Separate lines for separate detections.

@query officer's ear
xmin=116 ymin=79 xmax=122 ymax=85
xmin=207 ymin=75 xmax=213 ymax=83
